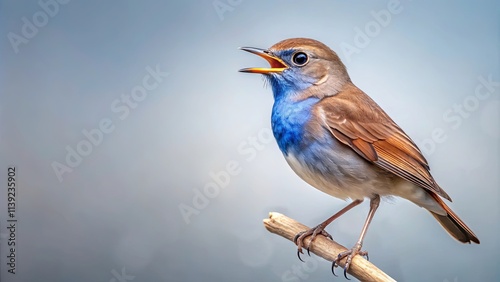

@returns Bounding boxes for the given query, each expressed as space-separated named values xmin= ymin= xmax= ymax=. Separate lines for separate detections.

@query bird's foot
xmin=331 ymin=242 xmax=368 ymax=279
xmin=293 ymin=225 xmax=333 ymax=262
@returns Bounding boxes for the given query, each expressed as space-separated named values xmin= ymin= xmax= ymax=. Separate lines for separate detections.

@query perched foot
xmin=293 ymin=225 xmax=333 ymax=262
xmin=331 ymin=242 xmax=368 ymax=279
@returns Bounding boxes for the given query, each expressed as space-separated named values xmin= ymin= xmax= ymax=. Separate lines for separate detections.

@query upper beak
xmin=239 ymin=47 xmax=288 ymax=74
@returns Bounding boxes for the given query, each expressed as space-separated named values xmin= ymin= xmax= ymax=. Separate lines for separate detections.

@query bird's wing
xmin=316 ymin=84 xmax=451 ymax=201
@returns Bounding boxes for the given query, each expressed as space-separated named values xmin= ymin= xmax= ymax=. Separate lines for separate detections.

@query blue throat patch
xmin=271 ymin=95 xmax=319 ymax=155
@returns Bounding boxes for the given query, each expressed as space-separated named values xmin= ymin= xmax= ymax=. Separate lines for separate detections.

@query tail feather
xmin=427 ymin=191 xmax=480 ymax=244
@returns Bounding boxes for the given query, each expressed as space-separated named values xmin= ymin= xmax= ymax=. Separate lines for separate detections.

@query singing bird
xmin=239 ymin=38 xmax=479 ymax=276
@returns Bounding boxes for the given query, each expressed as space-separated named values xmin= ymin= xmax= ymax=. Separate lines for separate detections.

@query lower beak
xmin=239 ymin=47 xmax=288 ymax=74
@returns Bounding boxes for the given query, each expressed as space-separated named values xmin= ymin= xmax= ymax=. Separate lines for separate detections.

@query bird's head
xmin=239 ymin=38 xmax=351 ymax=100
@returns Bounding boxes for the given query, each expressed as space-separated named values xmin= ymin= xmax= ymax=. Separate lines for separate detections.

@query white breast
xmin=284 ymin=150 xmax=393 ymax=201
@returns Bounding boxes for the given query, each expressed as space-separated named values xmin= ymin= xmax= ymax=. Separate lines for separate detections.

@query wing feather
xmin=317 ymin=83 xmax=451 ymax=201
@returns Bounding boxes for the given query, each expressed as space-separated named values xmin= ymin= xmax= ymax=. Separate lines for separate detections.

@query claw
xmin=337 ymin=252 xmax=352 ymax=280
xmin=293 ymin=225 xmax=333 ymax=263
xmin=343 ymin=267 xmax=351 ymax=280
xmin=331 ymin=261 xmax=338 ymax=277
xmin=296 ymin=248 xmax=305 ymax=262
xmin=324 ymin=232 xmax=333 ymax=241
xmin=332 ymin=243 xmax=368 ymax=279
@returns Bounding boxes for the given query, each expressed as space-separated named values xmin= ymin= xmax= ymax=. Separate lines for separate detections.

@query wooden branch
xmin=263 ymin=212 xmax=396 ymax=282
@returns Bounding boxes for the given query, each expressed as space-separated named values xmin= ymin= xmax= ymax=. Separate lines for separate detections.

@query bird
xmin=239 ymin=38 xmax=479 ymax=278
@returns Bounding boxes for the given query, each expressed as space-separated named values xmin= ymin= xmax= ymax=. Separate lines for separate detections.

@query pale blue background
xmin=1 ymin=0 xmax=499 ymax=281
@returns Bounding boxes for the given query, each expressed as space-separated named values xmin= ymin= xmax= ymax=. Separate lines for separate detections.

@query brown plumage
xmin=318 ymin=82 xmax=478 ymax=243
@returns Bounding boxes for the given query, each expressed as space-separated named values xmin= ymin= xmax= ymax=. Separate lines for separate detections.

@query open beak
xmin=239 ymin=47 xmax=288 ymax=74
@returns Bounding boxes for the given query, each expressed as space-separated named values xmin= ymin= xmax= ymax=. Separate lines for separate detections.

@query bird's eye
xmin=292 ymin=52 xmax=309 ymax=66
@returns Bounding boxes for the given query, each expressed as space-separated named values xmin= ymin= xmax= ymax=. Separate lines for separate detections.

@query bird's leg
xmin=293 ymin=199 xmax=363 ymax=261
xmin=333 ymin=195 xmax=380 ymax=279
